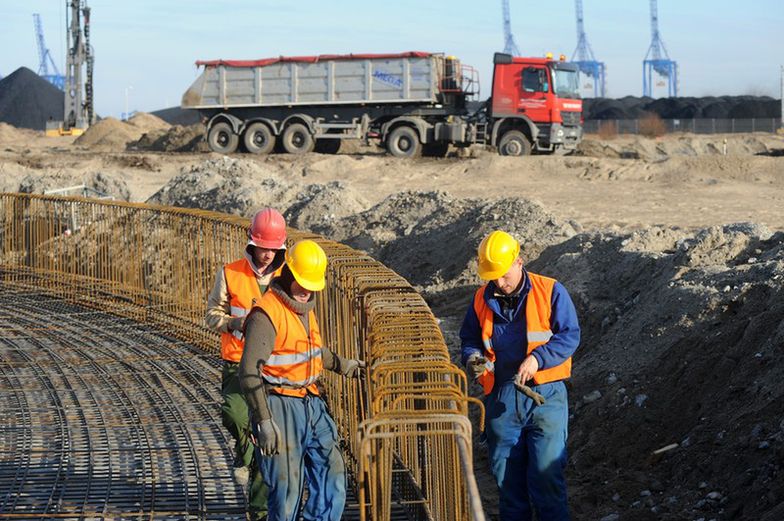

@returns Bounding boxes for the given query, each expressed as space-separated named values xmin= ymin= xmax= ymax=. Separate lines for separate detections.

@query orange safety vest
xmin=473 ymin=272 xmax=571 ymax=395
xmin=221 ymin=258 xmax=281 ymax=362
xmin=257 ymin=290 xmax=323 ymax=398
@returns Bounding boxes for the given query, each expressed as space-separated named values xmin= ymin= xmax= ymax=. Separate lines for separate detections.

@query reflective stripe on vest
xmin=221 ymin=259 xmax=281 ymax=362
xmin=257 ymin=290 xmax=323 ymax=398
xmin=473 ymin=272 xmax=571 ymax=395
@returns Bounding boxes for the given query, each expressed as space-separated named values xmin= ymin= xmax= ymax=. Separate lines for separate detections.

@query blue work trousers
xmin=254 ymin=393 xmax=346 ymax=521
xmin=486 ymin=380 xmax=570 ymax=521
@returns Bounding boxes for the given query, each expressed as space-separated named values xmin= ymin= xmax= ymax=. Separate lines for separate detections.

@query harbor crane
xmin=33 ymin=14 xmax=65 ymax=90
xmin=643 ymin=0 xmax=678 ymax=97
xmin=501 ymin=0 xmax=521 ymax=56
xmin=571 ymin=0 xmax=606 ymax=97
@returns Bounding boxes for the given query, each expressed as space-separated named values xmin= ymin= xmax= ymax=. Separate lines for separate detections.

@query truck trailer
xmin=181 ymin=51 xmax=582 ymax=157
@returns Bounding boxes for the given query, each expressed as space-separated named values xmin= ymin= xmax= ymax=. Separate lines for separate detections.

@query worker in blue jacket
xmin=460 ymin=230 xmax=580 ymax=521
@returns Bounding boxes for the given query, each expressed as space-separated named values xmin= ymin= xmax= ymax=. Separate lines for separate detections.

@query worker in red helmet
xmin=205 ymin=208 xmax=287 ymax=521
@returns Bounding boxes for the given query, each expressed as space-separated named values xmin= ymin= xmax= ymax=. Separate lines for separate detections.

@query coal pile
xmin=0 ymin=67 xmax=63 ymax=130
xmin=584 ymin=96 xmax=781 ymax=120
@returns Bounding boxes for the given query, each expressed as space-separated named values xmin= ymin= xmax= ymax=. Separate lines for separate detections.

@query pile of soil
xmin=73 ymin=117 xmax=148 ymax=151
xmin=0 ymin=122 xmax=36 ymax=143
xmin=126 ymin=112 xmax=170 ymax=133
xmin=584 ymin=96 xmax=782 ymax=120
xmin=577 ymin=133 xmax=778 ymax=160
xmin=0 ymin=67 xmax=63 ymax=130
xmin=17 ymin=170 xmax=130 ymax=200
xmin=146 ymin=156 xmax=368 ymax=220
xmin=130 ymin=124 xmax=207 ymax=152
xmin=526 ymin=224 xmax=784 ymax=521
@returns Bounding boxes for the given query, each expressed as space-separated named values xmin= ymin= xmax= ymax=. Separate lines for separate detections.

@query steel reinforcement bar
xmin=0 ymin=193 xmax=484 ymax=521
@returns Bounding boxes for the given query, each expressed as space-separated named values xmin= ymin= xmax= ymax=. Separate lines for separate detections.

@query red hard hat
xmin=248 ymin=208 xmax=286 ymax=249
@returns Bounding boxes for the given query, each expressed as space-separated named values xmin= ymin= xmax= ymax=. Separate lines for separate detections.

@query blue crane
xmin=571 ymin=0 xmax=606 ymax=98
xmin=501 ymin=0 xmax=521 ymax=56
xmin=643 ymin=0 xmax=678 ymax=97
xmin=33 ymin=13 xmax=65 ymax=90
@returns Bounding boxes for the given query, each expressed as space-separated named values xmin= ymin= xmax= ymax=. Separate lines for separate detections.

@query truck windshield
xmin=552 ymin=68 xmax=580 ymax=99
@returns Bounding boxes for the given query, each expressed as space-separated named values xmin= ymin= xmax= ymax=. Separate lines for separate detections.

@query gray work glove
xmin=228 ymin=316 xmax=244 ymax=333
xmin=255 ymin=419 xmax=282 ymax=456
xmin=340 ymin=358 xmax=366 ymax=379
xmin=466 ymin=353 xmax=486 ymax=382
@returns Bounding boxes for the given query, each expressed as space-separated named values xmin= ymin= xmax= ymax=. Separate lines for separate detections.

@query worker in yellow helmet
xmin=460 ymin=230 xmax=581 ymax=521
xmin=238 ymin=239 xmax=364 ymax=521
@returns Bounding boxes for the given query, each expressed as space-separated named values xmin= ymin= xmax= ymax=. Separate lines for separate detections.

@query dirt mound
xmin=584 ymin=96 xmax=781 ymax=120
xmin=517 ymin=224 xmax=784 ymax=520
xmin=130 ymin=124 xmax=207 ymax=152
xmin=577 ymin=133 xmax=783 ymax=160
xmin=284 ymin=181 xmax=369 ymax=231
xmin=0 ymin=122 xmax=36 ymax=143
xmin=126 ymin=112 xmax=170 ymax=133
xmin=17 ymin=171 xmax=130 ymax=200
xmin=73 ymin=118 xmax=145 ymax=151
xmin=146 ymin=156 xmax=296 ymax=214
xmin=0 ymin=67 xmax=64 ymax=130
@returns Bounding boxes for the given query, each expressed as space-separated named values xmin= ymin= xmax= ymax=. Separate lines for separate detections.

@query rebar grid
xmin=0 ymin=193 xmax=484 ymax=521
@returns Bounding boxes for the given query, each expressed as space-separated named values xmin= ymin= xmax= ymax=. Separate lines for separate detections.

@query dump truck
xmin=181 ymin=51 xmax=582 ymax=157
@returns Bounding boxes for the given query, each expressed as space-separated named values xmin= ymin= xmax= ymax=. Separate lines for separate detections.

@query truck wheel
xmin=498 ymin=130 xmax=532 ymax=156
xmin=243 ymin=122 xmax=275 ymax=155
xmin=282 ymin=123 xmax=315 ymax=154
xmin=208 ymin=122 xmax=239 ymax=154
xmin=422 ymin=142 xmax=450 ymax=158
xmin=314 ymin=139 xmax=341 ymax=154
xmin=387 ymin=126 xmax=422 ymax=158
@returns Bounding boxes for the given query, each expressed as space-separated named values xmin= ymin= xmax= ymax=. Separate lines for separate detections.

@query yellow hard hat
xmin=286 ymin=240 xmax=327 ymax=291
xmin=477 ymin=231 xmax=520 ymax=280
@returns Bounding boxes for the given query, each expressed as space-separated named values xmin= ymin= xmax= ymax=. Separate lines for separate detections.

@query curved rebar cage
xmin=0 ymin=193 xmax=484 ymax=521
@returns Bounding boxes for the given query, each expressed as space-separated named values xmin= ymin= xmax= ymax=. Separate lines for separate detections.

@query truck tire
xmin=282 ymin=123 xmax=315 ymax=154
xmin=208 ymin=122 xmax=239 ymax=154
xmin=243 ymin=122 xmax=275 ymax=155
xmin=498 ymin=130 xmax=532 ymax=156
xmin=314 ymin=139 xmax=341 ymax=154
xmin=386 ymin=126 xmax=422 ymax=158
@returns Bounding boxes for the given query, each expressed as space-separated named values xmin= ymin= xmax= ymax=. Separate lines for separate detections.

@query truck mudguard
xmin=381 ymin=117 xmax=432 ymax=144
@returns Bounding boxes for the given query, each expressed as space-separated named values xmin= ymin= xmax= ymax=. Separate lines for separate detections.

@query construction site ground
xmin=1 ymin=121 xmax=783 ymax=520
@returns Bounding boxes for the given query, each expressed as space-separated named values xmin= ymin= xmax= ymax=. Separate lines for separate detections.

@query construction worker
xmin=460 ymin=230 xmax=580 ymax=521
xmin=205 ymin=208 xmax=287 ymax=521
xmin=238 ymin=239 xmax=363 ymax=521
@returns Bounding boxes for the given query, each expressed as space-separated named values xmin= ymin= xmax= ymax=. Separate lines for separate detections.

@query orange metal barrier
xmin=0 ymin=193 xmax=485 ymax=520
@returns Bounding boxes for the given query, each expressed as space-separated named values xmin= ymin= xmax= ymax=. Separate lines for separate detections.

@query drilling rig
xmin=47 ymin=0 xmax=94 ymax=136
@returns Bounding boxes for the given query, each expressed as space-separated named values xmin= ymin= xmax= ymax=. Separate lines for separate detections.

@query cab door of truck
xmin=517 ymin=65 xmax=550 ymax=124
xmin=490 ymin=56 xmax=550 ymax=124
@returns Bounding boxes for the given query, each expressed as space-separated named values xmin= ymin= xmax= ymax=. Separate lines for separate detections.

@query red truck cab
xmin=489 ymin=53 xmax=582 ymax=154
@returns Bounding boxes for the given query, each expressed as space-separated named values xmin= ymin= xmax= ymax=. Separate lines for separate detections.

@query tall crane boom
xmin=571 ymin=0 xmax=606 ymax=97
xmin=643 ymin=0 xmax=678 ymax=97
xmin=501 ymin=0 xmax=520 ymax=56
xmin=33 ymin=14 xmax=65 ymax=90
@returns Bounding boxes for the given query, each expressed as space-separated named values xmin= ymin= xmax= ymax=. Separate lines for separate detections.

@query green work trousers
xmin=222 ymin=361 xmax=268 ymax=518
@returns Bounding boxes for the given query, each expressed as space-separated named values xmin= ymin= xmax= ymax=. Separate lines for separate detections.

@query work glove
xmin=255 ymin=419 xmax=282 ymax=456
xmin=466 ymin=353 xmax=486 ymax=382
xmin=513 ymin=372 xmax=546 ymax=406
xmin=340 ymin=358 xmax=366 ymax=379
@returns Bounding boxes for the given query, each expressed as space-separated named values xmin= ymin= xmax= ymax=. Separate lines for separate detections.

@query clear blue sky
xmin=1 ymin=0 xmax=782 ymax=118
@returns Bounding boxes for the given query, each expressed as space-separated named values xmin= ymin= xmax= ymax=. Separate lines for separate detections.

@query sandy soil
xmin=2 ymin=130 xmax=782 ymax=232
